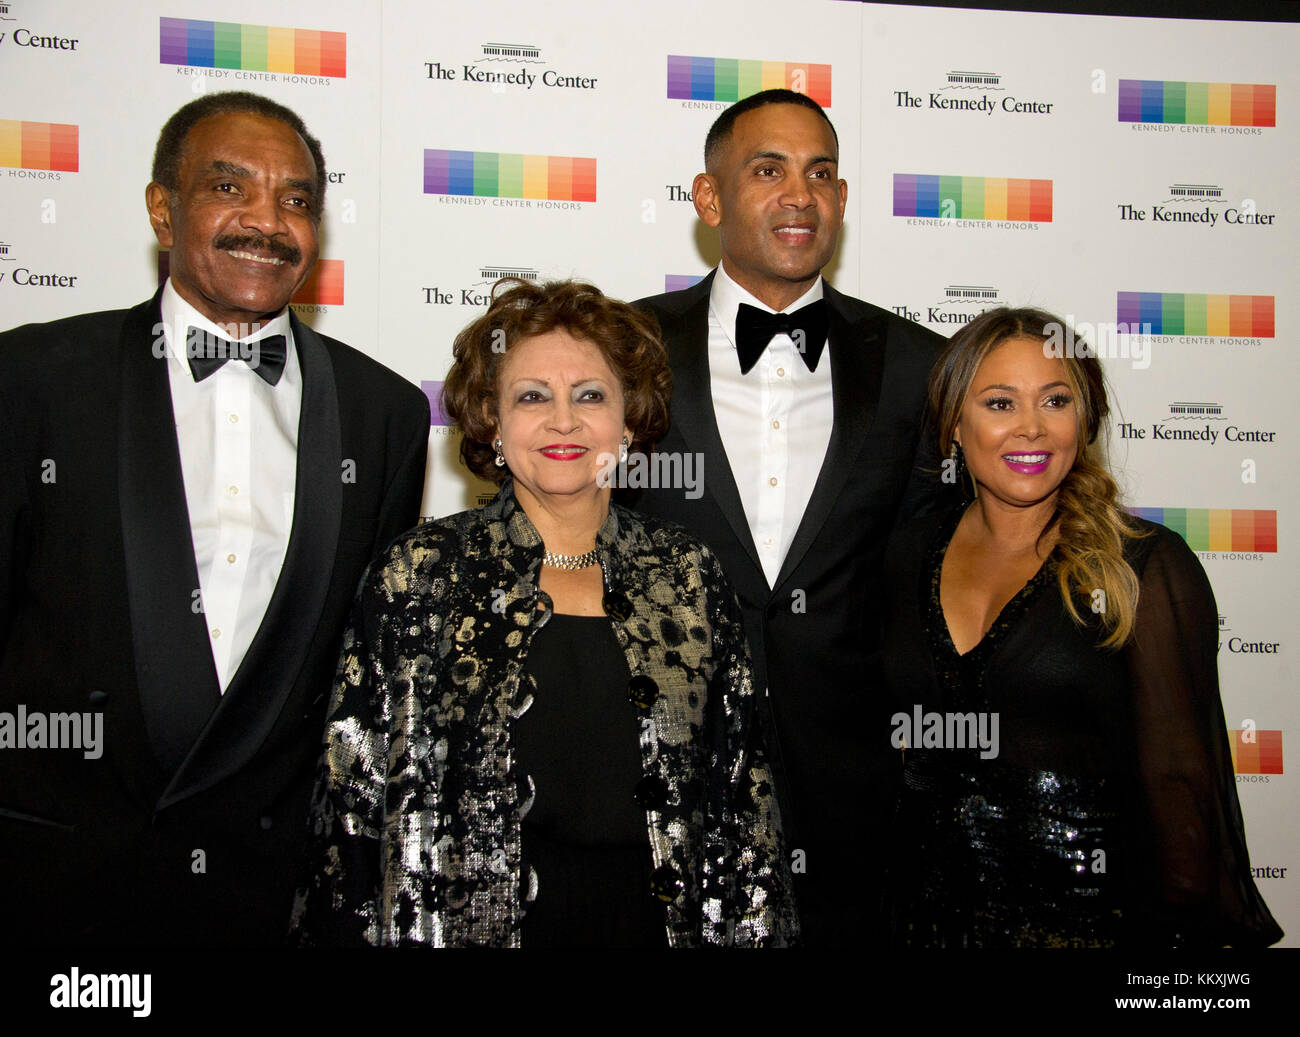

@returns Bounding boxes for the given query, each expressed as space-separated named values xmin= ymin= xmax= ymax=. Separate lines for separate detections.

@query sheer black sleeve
xmin=1124 ymin=524 xmax=1282 ymax=947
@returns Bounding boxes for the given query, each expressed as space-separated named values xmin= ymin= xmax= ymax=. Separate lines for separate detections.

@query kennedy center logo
xmin=1116 ymin=180 xmax=1277 ymax=228
xmin=1229 ymin=730 xmax=1283 ymax=775
xmin=892 ymin=70 xmax=1055 ymax=117
xmin=1119 ymin=79 xmax=1275 ymax=127
xmin=423 ymin=150 xmax=595 ymax=207
xmin=0 ymin=237 xmax=78 ymax=288
xmin=1117 ymin=292 xmax=1274 ymax=341
xmin=291 ymin=259 xmax=343 ymax=307
xmin=667 ymin=55 xmax=831 ymax=108
xmin=894 ymin=174 xmax=1051 ymax=227
xmin=160 ymin=17 xmax=346 ymax=79
xmin=422 ymin=264 xmax=540 ymax=308
xmin=1131 ymin=507 xmax=1276 ymax=554
xmin=0 ymin=119 xmax=77 ymax=173
xmin=892 ymin=284 xmax=1002 ymax=330
xmin=424 ymin=42 xmax=599 ymax=92
xmin=1116 ymin=403 xmax=1276 ymax=450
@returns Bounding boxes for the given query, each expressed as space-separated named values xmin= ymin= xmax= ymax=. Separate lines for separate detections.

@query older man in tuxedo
xmin=634 ymin=89 xmax=949 ymax=945
xmin=0 ymin=92 xmax=429 ymax=945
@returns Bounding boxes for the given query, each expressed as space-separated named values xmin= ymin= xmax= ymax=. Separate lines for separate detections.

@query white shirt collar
xmin=159 ymin=278 xmax=294 ymax=365
xmin=709 ymin=263 xmax=825 ymax=352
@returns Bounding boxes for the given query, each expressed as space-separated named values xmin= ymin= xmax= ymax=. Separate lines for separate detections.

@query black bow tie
xmin=185 ymin=327 xmax=288 ymax=386
xmin=734 ymin=300 xmax=829 ymax=374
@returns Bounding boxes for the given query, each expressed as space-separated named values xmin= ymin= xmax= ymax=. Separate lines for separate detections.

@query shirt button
xmin=776 ymin=367 xmax=786 ymax=377
xmin=769 ymin=476 xmax=778 ymax=487
xmin=772 ymin=419 xmax=781 ymax=429
xmin=226 ymin=553 xmax=237 ymax=564
xmin=227 ymin=485 xmax=239 ymax=497
xmin=211 ymin=627 xmax=222 ymax=639
xmin=228 ymin=413 xmax=239 ymax=424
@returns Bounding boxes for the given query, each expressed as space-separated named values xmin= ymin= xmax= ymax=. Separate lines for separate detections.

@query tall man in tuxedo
xmin=635 ymin=90 xmax=948 ymax=945
xmin=0 ymin=92 xmax=430 ymax=945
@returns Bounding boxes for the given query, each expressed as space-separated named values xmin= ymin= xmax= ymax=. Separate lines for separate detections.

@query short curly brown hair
xmin=441 ymin=278 xmax=673 ymax=483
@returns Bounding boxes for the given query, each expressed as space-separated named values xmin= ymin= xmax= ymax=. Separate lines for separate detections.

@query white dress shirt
xmin=707 ymin=265 xmax=834 ymax=587
xmin=159 ymin=279 xmax=301 ymax=692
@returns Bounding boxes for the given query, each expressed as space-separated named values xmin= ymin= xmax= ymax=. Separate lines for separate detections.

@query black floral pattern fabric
xmin=290 ymin=480 xmax=797 ymax=947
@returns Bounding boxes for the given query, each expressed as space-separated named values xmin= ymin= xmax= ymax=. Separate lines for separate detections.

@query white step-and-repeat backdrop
xmin=2 ymin=0 xmax=1295 ymax=944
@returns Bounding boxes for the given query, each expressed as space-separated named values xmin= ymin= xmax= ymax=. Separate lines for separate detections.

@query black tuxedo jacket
xmin=634 ymin=273 xmax=949 ymax=943
xmin=0 ymin=292 xmax=429 ymax=945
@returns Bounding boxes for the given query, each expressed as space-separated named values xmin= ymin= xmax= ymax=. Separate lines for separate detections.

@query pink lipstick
xmin=1001 ymin=452 xmax=1052 ymax=475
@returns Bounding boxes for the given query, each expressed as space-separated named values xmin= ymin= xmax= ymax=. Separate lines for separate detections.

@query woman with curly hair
xmin=881 ymin=307 xmax=1280 ymax=948
xmin=292 ymin=279 xmax=796 ymax=947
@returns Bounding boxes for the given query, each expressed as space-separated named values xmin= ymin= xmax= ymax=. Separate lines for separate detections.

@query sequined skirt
xmin=887 ymin=751 xmax=1124 ymax=949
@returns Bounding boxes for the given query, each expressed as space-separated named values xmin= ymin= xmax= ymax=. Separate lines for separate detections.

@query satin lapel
xmin=663 ymin=274 xmax=763 ymax=576
xmin=118 ymin=292 xmax=223 ymax=776
xmin=160 ymin=314 xmax=343 ymax=809
xmin=772 ymin=285 xmax=885 ymax=591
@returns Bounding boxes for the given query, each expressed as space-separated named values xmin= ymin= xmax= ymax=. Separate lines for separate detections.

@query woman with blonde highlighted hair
xmin=880 ymin=306 xmax=1280 ymax=948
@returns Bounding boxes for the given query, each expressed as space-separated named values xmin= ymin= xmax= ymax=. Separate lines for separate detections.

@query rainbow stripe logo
xmin=0 ymin=120 xmax=78 ymax=171
xmin=423 ymin=150 xmax=596 ymax=202
xmin=1131 ymin=508 xmax=1277 ymax=552
xmin=160 ymin=17 xmax=347 ymax=77
xmin=893 ymin=174 xmax=1052 ymax=222
xmin=1117 ymin=293 xmax=1274 ymax=338
xmin=1119 ymin=79 xmax=1274 ymax=126
xmin=1230 ymin=730 xmax=1283 ymax=774
xmin=667 ymin=56 xmax=831 ymax=107
xmin=665 ymin=275 xmax=705 ymax=293
xmin=292 ymin=260 xmax=343 ymax=305
xmin=421 ymin=381 xmax=450 ymax=426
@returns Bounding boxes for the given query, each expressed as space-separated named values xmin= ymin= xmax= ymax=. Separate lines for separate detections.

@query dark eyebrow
xmin=976 ymin=381 xmax=1071 ymax=394
xmin=207 ymin=160 xmax=252 ymax=178
xmin=745 ymin=149 xmax=838 ymax=168
xmin=205 ymin=161 xmax=316 ymax=198
xmin=505 ymin=377 xmax=611 ymax=388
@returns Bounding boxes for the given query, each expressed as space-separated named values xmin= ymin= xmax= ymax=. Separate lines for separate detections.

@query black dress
xmin=881 ymin=505 xmax=1283 ymax=948
xmin=515 ymin=612 xmax=667 ymax=947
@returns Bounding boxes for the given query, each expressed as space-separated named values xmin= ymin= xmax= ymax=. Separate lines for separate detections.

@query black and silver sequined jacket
xmin=290 ymin=480 xmax=797 ymax=947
